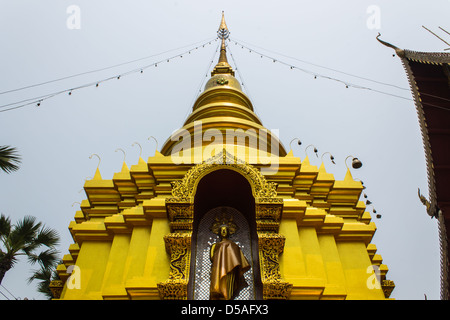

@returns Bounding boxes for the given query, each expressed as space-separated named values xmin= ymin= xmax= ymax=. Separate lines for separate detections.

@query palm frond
xmin=21 ymin=242 xmax=40 ymax=256
xmin=27 ymin=265 xmax=52 ymax=284
xmin=10 ymin=216 xmax=40 ymax=246
xmin=27 ymin=248 xmax=59 ymax=269
xmin=27 ymin=266 xmax=54 ymax=300
xmin=34 ymin=226 xmax=60 ymax=248
xmin=0 ymin=214 xmax=11 ymax=239
xmin=15 ymin=216 xmax=40 ymax=236
xmin=0 ymin=146 xmax=21 ymax=174
xmin=0 ymin=214 xmax=61 ymax=292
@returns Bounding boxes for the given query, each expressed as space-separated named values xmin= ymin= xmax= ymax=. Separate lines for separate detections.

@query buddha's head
xmin=220 ymin=226 xmax=229 ymax=239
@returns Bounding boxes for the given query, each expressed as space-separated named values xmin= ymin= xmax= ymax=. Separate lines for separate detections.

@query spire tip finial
xmin=218 ymin=11 xmax=229 ymax=39
xmin=211 ymin=12 xmax=234 ymax=77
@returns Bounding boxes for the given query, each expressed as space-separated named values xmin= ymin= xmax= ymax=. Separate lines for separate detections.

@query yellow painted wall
xmin=337 ymin=241 xmax=385 ymax=299
xmin=60 ymin=218 xmax=171 ymax=300
xmin=142 ymin=218 xmax=171 ymax=286
xmin=278 ymin=217 xmax=387 ymax=299
xmin=62 ymin=241 xmax=111 ymax=300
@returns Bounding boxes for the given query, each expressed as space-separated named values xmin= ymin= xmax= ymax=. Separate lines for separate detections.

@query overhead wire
xmin=231 ymin=37 xmax=450 ymax=110
xmin=0 ymin=284 xmax=17 ymax=300
xmin=183 ymin=39 xmax=221 ymax=123
xmin=227 ymin=41 xmax=253 ymax=100
xmin=0 ymin=36 xmax=217 ymax=96
xmin=0 ymin=38 xmax=217 ymax=113
xmin=1 ymin=35 xmax=448 ymax=114
xmin=0 ymin=289 xmax=10 ymax=300
xmin=226 ymin=41 xmax=260 ymax=118
xmin=229 ymin=37 xmax=414 ymax=102
xmin=231 ymin=37 xmax=410 ymax=91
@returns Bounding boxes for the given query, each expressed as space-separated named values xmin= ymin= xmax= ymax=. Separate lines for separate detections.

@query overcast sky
xmin=1 ymin=0 xmax=449 ymax=300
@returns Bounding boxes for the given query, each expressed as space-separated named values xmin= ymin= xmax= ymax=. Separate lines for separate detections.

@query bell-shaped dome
xmin=204 ymin=73 xmax=242 ymax=92
xmin=160 ymin=13 xmax=287 ymax=159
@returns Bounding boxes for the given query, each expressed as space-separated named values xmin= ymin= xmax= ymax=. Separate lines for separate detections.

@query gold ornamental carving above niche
xmin=169 ymin=148 xmax=279 ymax=202
xmin=166 ymin=202 xmax=194 ymax=233
xmin=255 ymin=202 xmax=283 ymax=233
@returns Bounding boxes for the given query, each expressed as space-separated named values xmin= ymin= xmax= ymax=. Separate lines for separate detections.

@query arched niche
xmin=189 ymin=169 xmax=260 ymax=300
xmin=157 ymin=149 xmax=292 ymax=300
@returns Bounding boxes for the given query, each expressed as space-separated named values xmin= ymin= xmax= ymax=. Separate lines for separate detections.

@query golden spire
xmin=218 ymin=11 xmax=228 ymax=31
xmin=211 ymin=12 xmax=234 ymax=76
xmin=218 ymin=37 xmax=229 ymax=65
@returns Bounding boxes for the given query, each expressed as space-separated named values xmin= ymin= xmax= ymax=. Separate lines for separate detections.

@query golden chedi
xmin=52 ymin=13 xmax=394 ymax=300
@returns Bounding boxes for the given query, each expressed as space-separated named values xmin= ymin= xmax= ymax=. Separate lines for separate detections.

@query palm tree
xmin=27 ymin=262 xmax=61 ymax=300
xmin=0 ymin=214 xmax=60 ymax=285
xmin=0 ymin=146 xmax=21 ymax=174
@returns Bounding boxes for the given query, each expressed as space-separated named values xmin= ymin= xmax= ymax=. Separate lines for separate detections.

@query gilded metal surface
xmin=204 ymin=74 xmax=242 ymax=91
xmin=213 ymin=12 xmax=233 ymax=75
xmin=255 ymin=202 xmax=283 ymax=232
xmin=157 ymin=279 xmax=188 ymax=300
xmin=160 ymin=149 xmax=291 ymax=300
xmin=166 ymin=202 xmax=194 ymax=233
xmin=169 ymin=148 xmax=278 ymax=201
xmin=157 ymin=232 xmax=192 ymax=299
xmin=381 ymin=279 xmax=395 ymax=298
xmin=418 ymin=188 xmax=434 ymax=217
xmin=262 ymin=279 xmax=293 ymax=300
xmin=193 ymin=207 xmax=255 ymax=300
xmin=49 ymin=280 xmax=64 ymax=299
xmin=258 ymin=233 xmax=292 ymax=299
xmin=164 ymin=233 xmax=192 ymax=280
xmin=218 ymin=11 xmax=228 ymax=34
xmin=216 ymin=77 xmax=229 ymax=85
xmin=211 ymin=212 xmax=237 ymax=235
xmin=210 ymin=221 xmax=251 ymax=300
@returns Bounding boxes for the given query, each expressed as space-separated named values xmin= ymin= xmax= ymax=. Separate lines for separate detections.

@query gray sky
xmin=0 ymin=0 xmax=448 ymax=300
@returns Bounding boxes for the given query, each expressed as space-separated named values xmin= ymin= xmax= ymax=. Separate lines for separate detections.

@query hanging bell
xmin=330 ymin=155 xmax=335 ymax=164
xmin=352 ymin=157 xmax=363 ymax=169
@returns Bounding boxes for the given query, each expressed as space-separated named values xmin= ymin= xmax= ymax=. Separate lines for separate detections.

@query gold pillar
xmin=157 ymin=199 xmax=193 ymax=299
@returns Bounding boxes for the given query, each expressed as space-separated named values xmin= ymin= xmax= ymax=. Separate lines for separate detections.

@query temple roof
xmin=378 ymin=34 xmax=450 ymax=300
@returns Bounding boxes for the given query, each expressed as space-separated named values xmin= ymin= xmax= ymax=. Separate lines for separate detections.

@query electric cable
xmin=183 ymin=40 xmax=221 ymax=123
xmin=2 ymin=35 xmax=448 ymax=114
xmin=0 ymin=38 xmax=216 ymax=113
xmin=0 ymin=37 xmax=217 ymax=96
xmin=0 ymin=284 xmax=17 ymax=300
xmin=226 ymin=41 xmax=260 ymax=118
xmin=227 ymin=41 xmax=253 ymax=100
xmin=232 ymin=37 xmax=450 ymax=108
xmin=231 ymin=37 xmax=410 ymax=91
xmin=0 ymin=289 xmax=10 ymax=300
xmin=230 ymin=37 xmax=414 ymax=101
